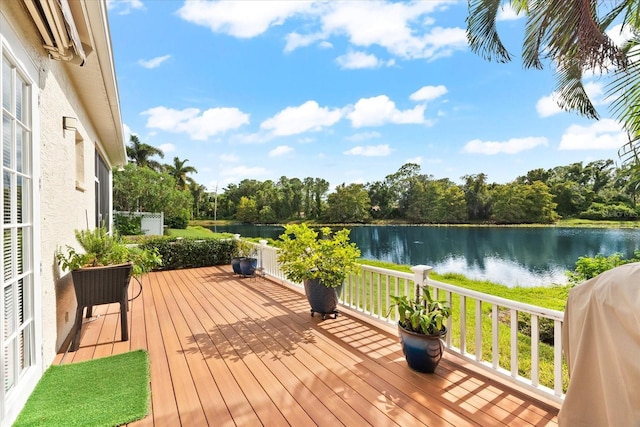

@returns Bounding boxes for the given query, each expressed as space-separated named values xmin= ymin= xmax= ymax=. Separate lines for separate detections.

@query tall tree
xmin=325 ymin=183 xmax=372 ymax=223
xmin=166 ymin=157 xmax=198 ymax=190
xmin=113 ymin=163 xmax=192 ymax=218
xmin=126 ymin=135 xmax=165 ymax=171
xmin=466 ymin=1 xmax=639 ymax=159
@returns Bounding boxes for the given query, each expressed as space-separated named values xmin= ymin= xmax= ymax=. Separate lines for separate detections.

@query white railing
xmin=252 ymin=239 xmax=566 ymax=404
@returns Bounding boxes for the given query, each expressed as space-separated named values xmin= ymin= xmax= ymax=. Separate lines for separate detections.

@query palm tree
xmin=126 ymin=135 xmax=165 ymax=171
xmin=188 ymin=181 xmax=207 ymax=218
xmin=466 ymin=1 xmax=639 ymax=161
xmin=166 ymin=157 xmax=198 ymax=190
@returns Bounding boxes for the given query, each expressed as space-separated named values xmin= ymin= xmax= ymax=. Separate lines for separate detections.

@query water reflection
xmin=213 ymin=224 xmax=640 ymax=287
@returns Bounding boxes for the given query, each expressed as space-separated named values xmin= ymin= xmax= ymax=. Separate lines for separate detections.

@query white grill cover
xmin=558 ymin=262 xmax=640 ymax=426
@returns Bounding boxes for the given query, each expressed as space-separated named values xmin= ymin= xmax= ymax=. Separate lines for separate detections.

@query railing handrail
xmin=247 ymin=238 xmax=566 ymax=404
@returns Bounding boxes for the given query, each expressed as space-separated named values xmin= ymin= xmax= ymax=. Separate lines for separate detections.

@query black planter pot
xmin=397 ymin=323 xmax=446 ymax=373
xmin=231 ymin=257 xmax=243 ymax=275
xmin=303 ymin=278 xmax=343 ymax=320
xmin=239 ymin=257 xmax=257 ymax=277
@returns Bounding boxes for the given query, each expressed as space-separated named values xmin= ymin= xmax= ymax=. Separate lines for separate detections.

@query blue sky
xmin=106 ymin=0 xmax=630 ymax=192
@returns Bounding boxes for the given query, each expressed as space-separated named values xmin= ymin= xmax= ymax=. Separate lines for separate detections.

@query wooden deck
xmin=54 ymin=266 xmax=559 ymax=426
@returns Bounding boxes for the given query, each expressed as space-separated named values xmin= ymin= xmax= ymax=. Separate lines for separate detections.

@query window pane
xmin=1 ymin=58 xmax=10 ymax=112
xmin=3 ymin=229 xmax=11 ymax=282
xmin=4 ymin=339 xmax=15 ymax=392
xmin=15 ymin=77 xmax=24 ymax=122
xmin=17 ymin=279 xmax=23 ymax=326
xmin=2 ymin=114 xmax=10 ymax=168
xmin=3 ymin=171 xmax=11 ymax=224
xmin=16 ymin=228 xmax=22 ymax=275
xmin=16 ymin=175 xmax=22 ymax=224
xmin=4 ymin=284 xmax=15 ymax=337
xmin=16 ymin=128 xmax=22 ymax=173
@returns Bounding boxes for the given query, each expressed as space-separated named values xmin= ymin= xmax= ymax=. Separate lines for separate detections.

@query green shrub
xmin=140 ymin=237 xmax=234 ymax=270
xmin=579 ymin=202 xmax=638 ymax=220
xmin=166 ymin=215 xmax=189 ymax=229
xmin=565 ymin=252 xmax=639 ymax=286
xmin=114 ymin=214 xmax=142 ymax=236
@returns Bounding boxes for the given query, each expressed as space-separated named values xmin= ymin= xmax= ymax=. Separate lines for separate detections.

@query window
xmin=75 ymin=134 xmax=85 ymax=191
xmin=1 ymin=52 xmax=34 ymax=400
xmin=95 ymin=150 xmax=109 ymax=229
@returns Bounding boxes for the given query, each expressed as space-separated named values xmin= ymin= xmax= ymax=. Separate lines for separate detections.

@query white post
xmin=410 ymin=265 xmax=433 ymax=303
xmin=259 ymin=239 xmax=268 ymax=275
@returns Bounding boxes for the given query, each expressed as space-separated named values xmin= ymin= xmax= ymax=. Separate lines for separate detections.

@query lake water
xmin=211 ymin=224 xmax=640 ymax=287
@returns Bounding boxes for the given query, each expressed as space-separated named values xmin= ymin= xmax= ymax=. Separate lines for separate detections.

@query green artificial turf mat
xmin=14 ymin=349 xmax=150 ymax=427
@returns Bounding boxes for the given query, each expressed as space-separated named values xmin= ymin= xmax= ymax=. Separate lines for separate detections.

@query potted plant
xmin=277 ymin=223 xmax=360 ymax=319
xmin=388 ymin=286 xmax=451 ymax=373
xmin=230 ymin=238 xmax=258 ymax=277
xmin=56 ymin=227 xmax=162 ymax=351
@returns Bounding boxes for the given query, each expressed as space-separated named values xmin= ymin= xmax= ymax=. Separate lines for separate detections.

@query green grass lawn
xmin=166 ymin=226 xmax=234 ymax=239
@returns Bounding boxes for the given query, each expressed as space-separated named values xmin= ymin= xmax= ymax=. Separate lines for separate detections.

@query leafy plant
xmin=276 ymin=223 xmax=360 ymax=288
xmin=233 ymin=239 xmax=257 ymax=258
xmin=388 ymin=287 xmax=451 ymax=335
xmin=565 ymin=251 xmax=640 ymax=286
xmin=56 ymin=227 xmax=162 ymax=276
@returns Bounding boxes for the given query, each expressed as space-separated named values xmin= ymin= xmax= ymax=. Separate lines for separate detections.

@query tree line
xmin=115 ymin=136 xmax=640 ymax=226
xmin=216 ymin=159 xmax=639 ymax=225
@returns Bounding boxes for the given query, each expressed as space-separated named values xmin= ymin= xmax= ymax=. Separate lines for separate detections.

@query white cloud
xmin=269 ymin=145 xmax=293 ymax=157
xmin=347 ymin=95 xmax=426 ymax=127
xmin=537 ymin=81 xmax=609 ymax=118
xmin=536 ymin=93 xmax=562 ymax=118
xmin=220 ymin=165 xmax=268 ymax=178
xmin=138 ymin=55 xmax=171 ymax=69
xmin=406 ymin=156 xmax=422 ymax=164
xmin=177 ymin=1 xmax=315 ymax=38
xmin=607 ymin=23 xmax=634 ymax=47
xmin=142 ymin=106 xmax=250 ymax=140
xmin=496 ymin=4 xmax=521 ymax=21
xmin=158 ymin=143 xmax=175 ymax=153
xmin=284 ymin=32 xmax=326 ymax=53
xmin=122 ymin=123 xmax=132 ymax=145
xmin=107 ymin=0 xmax=143 ymax=15
xmin=410 ymin=85 xmax=447 ymax=102
xmin=335 ymin=50 xmax=393 ymax=69
xmin=260 ymin=100 xmax=343 ymax=136
xmin=344 ymin=144 xmax=392 ymax=156
xmin=462 ymin=137 xmax=548 ymax=154
xmin=346 ymin=131 xmax=382 ymax=141
xmin=559 ymin=119 xmax=626 ymax=150
xmin=219 ymin=153 xmax=238 ymax=162
xmin=188 ymin=1 xmax=467 ymax=61
xmin=319 ymin=2 xmax=466 ymax=60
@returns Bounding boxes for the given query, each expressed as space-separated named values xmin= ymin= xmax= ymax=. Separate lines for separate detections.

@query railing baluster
xmin=554 ymin=319 xmax=563 ymax=397
xmin=460 ymin=296 xmax=467 ymax=354
xmin=475 ymin=299 xmax=482 ymax=361
xmin=492 ymin=304 xmax=499 ymax=369
xmin=531 ymin=315 xmax=540 ymax=387
xmin=511 ymin=308 xmax=518 ymax=378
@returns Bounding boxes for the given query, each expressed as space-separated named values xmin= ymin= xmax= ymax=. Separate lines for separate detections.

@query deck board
xmin=55 ymin=265 xmax=559 ymax=426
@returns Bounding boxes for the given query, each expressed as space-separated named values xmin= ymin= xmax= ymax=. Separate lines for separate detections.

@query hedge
xmin=140 ymin=237 xmax=235 ymax=270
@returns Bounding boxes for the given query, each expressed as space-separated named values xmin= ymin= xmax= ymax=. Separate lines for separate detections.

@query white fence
xmin=250 ymin=239 xmax=566 ymax=404
xmin=114 ymin=211 xmax=164 ymax=235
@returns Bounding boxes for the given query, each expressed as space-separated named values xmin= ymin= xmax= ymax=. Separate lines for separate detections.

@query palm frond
xmin=466 ymin=0 xmax=513 ymax=63
xmin=554 ymin=60 xmax=599 ymax=119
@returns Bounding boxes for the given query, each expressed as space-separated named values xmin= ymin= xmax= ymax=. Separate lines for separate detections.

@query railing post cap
xmin=259 ymin=239 xmax=268 ymax=246
xmin=410 ymin=265 xmax=433 ymax=273
xmin=233 ymin=234 xmax=241 ymax=240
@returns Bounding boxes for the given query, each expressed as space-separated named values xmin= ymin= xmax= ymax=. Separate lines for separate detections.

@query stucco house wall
xmin=0 ymin=1 xmax=125 ymax=425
